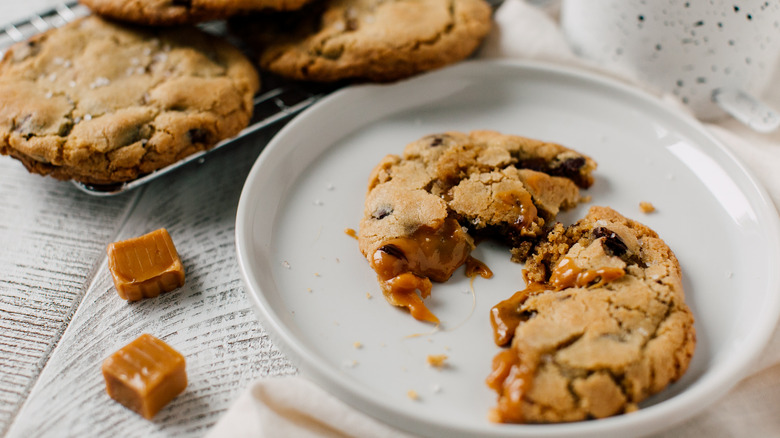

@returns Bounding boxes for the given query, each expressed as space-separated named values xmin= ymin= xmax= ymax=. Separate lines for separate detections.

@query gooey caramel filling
xmin=370 ymin=218 xmax=473 ymax=323
xmin=549 ymin=257 xmax=625 ymax=290
xmin=465 ymin=255 xmax=493 ymax=279
xmin=489 ymin=283 xmax=548 ymax=346
xmin=485 ymin=349 xmax=535 ymax=423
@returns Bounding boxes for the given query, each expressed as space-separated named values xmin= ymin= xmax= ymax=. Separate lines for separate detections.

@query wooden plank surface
xmin=4 ymin=132 xmax=297 ymax=437
xmin=0 ymin=161 xmax=136 ymax=435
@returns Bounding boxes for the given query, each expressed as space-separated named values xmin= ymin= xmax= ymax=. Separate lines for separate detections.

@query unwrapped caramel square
xmin=107 ymin=228 xmax=185 ymax=301
xmin=102 ymin=334 xmax=187 ymax=419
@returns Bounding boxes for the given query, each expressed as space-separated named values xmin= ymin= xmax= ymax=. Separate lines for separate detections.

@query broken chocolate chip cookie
xmin=358 ymin=130 xmax=596 ymax=323
xmin=487 ymin=206 xmax=696 ymax=423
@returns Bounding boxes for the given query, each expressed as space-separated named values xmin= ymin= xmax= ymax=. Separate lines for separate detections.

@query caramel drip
xmin=380 ymin=272 xmax=437 ymax=323
xmin=464 ymin=255 xmax=493 ymax=279
xmin=549 ymin=257 xmax=625 ymax=290
xmin=490 ymin=283 xmax=548 ymax=346
xmin=496 ymin=189 xmax=538 ymax=231
xmin=486 ymin=349 xmax=536 ymax=423
xmin=344 ymin=228 xmax=358 ymax=240
xmin=370 ymin=218 xmax=472 ymax=323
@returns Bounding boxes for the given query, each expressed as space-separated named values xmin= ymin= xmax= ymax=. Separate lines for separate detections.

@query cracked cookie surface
xmin=487 ymin=206 xmax=696 ymax=423
xmin=79 ymin=0 xmax=314 ymax=25
xmin=358 ymin=130 xmax=596 ymax=323
xmin=0 ymin=16 xmax=259 ymax=185
xmin=232 ymin=0 xmax=493 ymax=82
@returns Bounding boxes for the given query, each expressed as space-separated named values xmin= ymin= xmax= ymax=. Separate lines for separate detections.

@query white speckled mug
xmin=561 ymin=0 xmax=780 ymax=122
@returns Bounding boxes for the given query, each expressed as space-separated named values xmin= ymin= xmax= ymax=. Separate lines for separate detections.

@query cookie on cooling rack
xmin=79 ymin=0 xmax=314 ymax=25
xmin=358 ymin=130 xmax=596 ymax=323
xmin=487 ymin=206 xmax=696 ymax=423
xmin=231 ymin=0 xmax=493 ymax=82
xmin=0 ymin=16 xmax=259 ymax=185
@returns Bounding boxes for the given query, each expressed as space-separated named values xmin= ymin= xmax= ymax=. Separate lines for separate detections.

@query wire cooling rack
xmin=0 ymin=2 xmax=335 ymax=196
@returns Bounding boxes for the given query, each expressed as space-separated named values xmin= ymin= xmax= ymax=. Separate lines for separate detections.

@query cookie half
xmin=79 ymin=0 xmax=314 ymax=25
xmin=487 ymin=206 xmax=696 ymax=423
xmin=232 ymin=0 xmax=493 ymax=82
xmin=358 ymin=131 xmax=596 ymax=323
xmin=0 ymin=16 xmax=260 ymax=185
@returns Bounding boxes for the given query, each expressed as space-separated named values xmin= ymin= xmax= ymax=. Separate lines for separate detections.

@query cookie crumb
xmin=306 ymin=288 xmax=312 ymax=293
xmin=426 ymin=354 xmax=448 ymax=369
xmin=406 ymin=390 xmax=419 ymax=401
xmin=353 ymin=341 xmax=363 ymax=349
xmin=639 ymin=201 xmax=656 ymax=213
xmin=282 ymin=261 xmax=291 ymax=269
xmin=366 ymin=292 xmax=373 ymax=299
xmin=342 ymin=359 xmax=358 ymax=368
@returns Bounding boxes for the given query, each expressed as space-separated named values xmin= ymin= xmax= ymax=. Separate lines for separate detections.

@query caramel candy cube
xmin=102 ymin=334 xmax=187 ymax=419
xmin=107 ymin=228 xmax=185 ymax=301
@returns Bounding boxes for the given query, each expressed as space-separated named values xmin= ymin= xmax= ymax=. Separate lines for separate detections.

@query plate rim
xmin=235 ymin=58 xmax=780 ymax=438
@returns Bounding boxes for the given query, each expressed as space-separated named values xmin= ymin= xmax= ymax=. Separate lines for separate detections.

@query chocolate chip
xmin=560 ymin=157 xmax=586 ymax=177
xmin=517 ymin=157 xmax=546 ymax=172
xmin=172 ymin=0 xmax=192 ymax=7
xmin=187 ymin=128 xmax=210 ymax=145
xmin=592 ymin=227 xmax=628 ymax=257
xmin=379 ymin=244 xmax=405 ymax=261
xmin=372 ymin=205 xmax=393 ymax=220
xmin=430 ymin=136 xmax=444 ymax=147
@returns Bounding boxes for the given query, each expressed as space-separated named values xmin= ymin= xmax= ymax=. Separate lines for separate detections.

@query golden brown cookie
xmin=232 ymin=0 xmax=493 ymax=82
xmin=79 ymin=0 xmax=313 ymax=25
xmin=358 ymin=131 xmax=596 ymax=323
xmin=0 ymin=16 xmax=259 ymax=185
xmin=487 ymin=206 xmax=696 ymax=423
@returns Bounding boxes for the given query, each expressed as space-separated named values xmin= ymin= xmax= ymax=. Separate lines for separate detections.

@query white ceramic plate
xmin=235 ymin=60 xmax=780 ymax=438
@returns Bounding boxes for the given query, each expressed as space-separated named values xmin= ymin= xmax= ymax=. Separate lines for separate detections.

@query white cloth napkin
xmin=209 ymin=2 xmax=780 ymax=437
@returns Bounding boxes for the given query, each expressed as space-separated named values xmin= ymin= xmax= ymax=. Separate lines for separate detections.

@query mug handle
xmin=712 ymin=87 xmax=780 ymax=133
